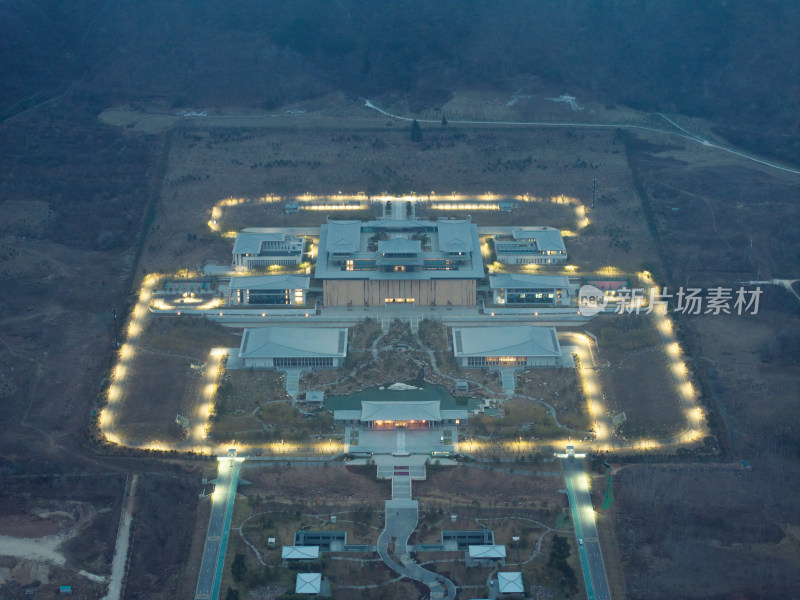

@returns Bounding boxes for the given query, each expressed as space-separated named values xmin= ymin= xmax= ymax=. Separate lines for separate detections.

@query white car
xmin=578 ymin=538 xmax=584 ymax=546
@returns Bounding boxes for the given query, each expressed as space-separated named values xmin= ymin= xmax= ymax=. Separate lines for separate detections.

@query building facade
xmin=227 ymin=275 xmax=309 ymax=306
xmin=316 ymin=218 xmax=484 ymax=307
xmin=452 ymin=326 xmax=562 ymax=369
xmin=238 ymin=326 xmax=347 ymax=369
xmin=493 ymin=227 xmax=567 ymax=265
xmin=232 ymin=230 xmax=305 ymax=270
xmin=489 ymin=274 xmax=577 ymax=306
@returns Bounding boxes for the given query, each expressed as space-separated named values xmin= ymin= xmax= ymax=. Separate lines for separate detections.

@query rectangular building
xmin=452 ymin=326 xmax=561 ymax=368
xmin=489 ymin=274 xmax=576 ymax=306
xmin=333 ymin=400 xmax=467 ymax=428
xmin=316 ymin=218 xmax=484 ymax=307
xmin=232 ymin=230 xmax=305 ymax=270
xmin=227 ymin=275 xmax=309 ymax=306
xmin=493 ymin=227 xmax=567 ymax=265
xmin=239 ymin=326 xmax=347 ymax=369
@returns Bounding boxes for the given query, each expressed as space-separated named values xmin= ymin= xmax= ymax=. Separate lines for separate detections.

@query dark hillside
xmin=1 ymin=0 xmax=798 ymax=161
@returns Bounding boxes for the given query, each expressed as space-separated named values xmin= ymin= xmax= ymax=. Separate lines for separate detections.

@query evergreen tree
xmin=411 ymin=119 xmax=423 ymax=142
xmin=225 ymin=588 xmax=239 ymax=600
xmin=231 ymin=552 xmax=246 ymax=582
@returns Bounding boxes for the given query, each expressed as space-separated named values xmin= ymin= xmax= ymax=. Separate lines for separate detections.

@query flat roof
xmin=509 ymin=227 xmax=565 ymax=252
xmin=497 ymin=571 xmax=524 ymax=593
xmin=282 ymin=546 xmax=320 ymax=560
xmin=453 ymin=326 xmax=561 ymax=358
xmin=468 ymin=545 xmax=507 ymax=559
xmin=228 ymin=275 xmax=310 ymax=290
xmin=232 ymin=231 xmax=288 ymax=255
xmin=295 ymin=573 xmax=322 ymax=594
xmin=240 ymin=327 xmax=347 ymax=359
xmin=489 ymin=274 xmax=572 ymax=289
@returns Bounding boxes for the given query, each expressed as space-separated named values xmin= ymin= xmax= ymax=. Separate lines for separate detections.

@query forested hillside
xmin=1 ymin=0 xmax=798 ymax=161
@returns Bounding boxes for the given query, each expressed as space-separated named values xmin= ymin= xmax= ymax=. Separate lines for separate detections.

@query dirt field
xmin=584 ymin=314 xmax=687 ymax=439
xmin=0 ymin=472 xmax=126 ymax=597
xmin=117 ymin=317 xmax=240 ymax=445
xmin=120 ymin=97 xmax=654 ymax=280
xmin=609 ymin=462 xmax=800 ymax=600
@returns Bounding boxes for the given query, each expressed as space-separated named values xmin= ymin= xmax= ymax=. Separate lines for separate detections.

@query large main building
xmin=316 ymin=219 xmax=483 ymax=307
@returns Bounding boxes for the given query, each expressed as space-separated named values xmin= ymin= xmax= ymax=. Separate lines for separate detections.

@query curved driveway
xmin=377 ymin=500 xmax=457 ymax=600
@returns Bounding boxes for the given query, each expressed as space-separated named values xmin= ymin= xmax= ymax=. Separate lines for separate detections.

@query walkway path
xmin=283 ymin=369 xmax=302 ymax=399
xmin=101 ymin=474 xmax=138 ymax=600
xmin=195 ymin=456 xmax=242 ymax=600
xmin=378 ymin=498 xmax=457 ymax=600
xmin=499 ymin=368 xmax=516 ymax=396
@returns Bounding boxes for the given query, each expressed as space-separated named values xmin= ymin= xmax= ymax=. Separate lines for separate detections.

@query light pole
xmin=112 ymin=307 xmax=119 ymax=349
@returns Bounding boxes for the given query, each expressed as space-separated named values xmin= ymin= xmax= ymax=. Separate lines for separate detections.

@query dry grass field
xmin=116 ymin=317 xmax=240 ymax=445
xmin=584 ymin=314 xmax=687 ymax=440
xmin=122 ymin=95 xmax=654 ymax=279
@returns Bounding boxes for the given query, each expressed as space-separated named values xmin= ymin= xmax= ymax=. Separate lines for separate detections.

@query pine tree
xmin=411 ymin=119 xmax=423 ymax=142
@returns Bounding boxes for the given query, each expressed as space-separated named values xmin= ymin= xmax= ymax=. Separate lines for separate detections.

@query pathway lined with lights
xmin=563 ymin=458 xmax=612 ymax=600
xmin=195 ymin=455 xmax=243 ymax=600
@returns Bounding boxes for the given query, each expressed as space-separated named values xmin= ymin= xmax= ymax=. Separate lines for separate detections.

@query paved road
xmin=195 ymin=457 xmax=241 ymax=600
xmin=101 ymin=474 xmax=137 ymax=600
xmin=563 ymin=459 xmax=611 ymax=600
xmin=378 ymin=499 xmax=457 ymax=600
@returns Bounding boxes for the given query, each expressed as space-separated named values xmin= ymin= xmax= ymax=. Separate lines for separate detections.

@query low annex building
xmin=466 ymin=544 xmax=507 ymax=566
xmin=316 ymin=218 xmax=484 ymax=307
xmin=452 ymin=326 xmax=561 ymax=368
xmin=489 ymin=274 xmax=576 ymax=306
xmin=334 ymin=400 xmax=467 ymax=428
xmin=497 ymin=572 xmax=524 ymax=596
xmin=295 ymin=573 xmax=322 ymax=595
xmin=232 ymin=229 xmax=305 ymax=269
xmin=493 ymin=227 xmax=567 ymax=265
xmin=227 ymin=274 xmax=310 ymax=306
xmin=238 ymin=326 xmax=347 ymax=369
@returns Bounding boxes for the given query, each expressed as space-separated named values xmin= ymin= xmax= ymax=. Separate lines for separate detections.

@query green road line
xmin=565 ymin=474 xmax=595 ymax=600
xmin=212 ymin=466 xmax=240 ymax=600
xmin=602 ymin=475 xmax=614 ymax=511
